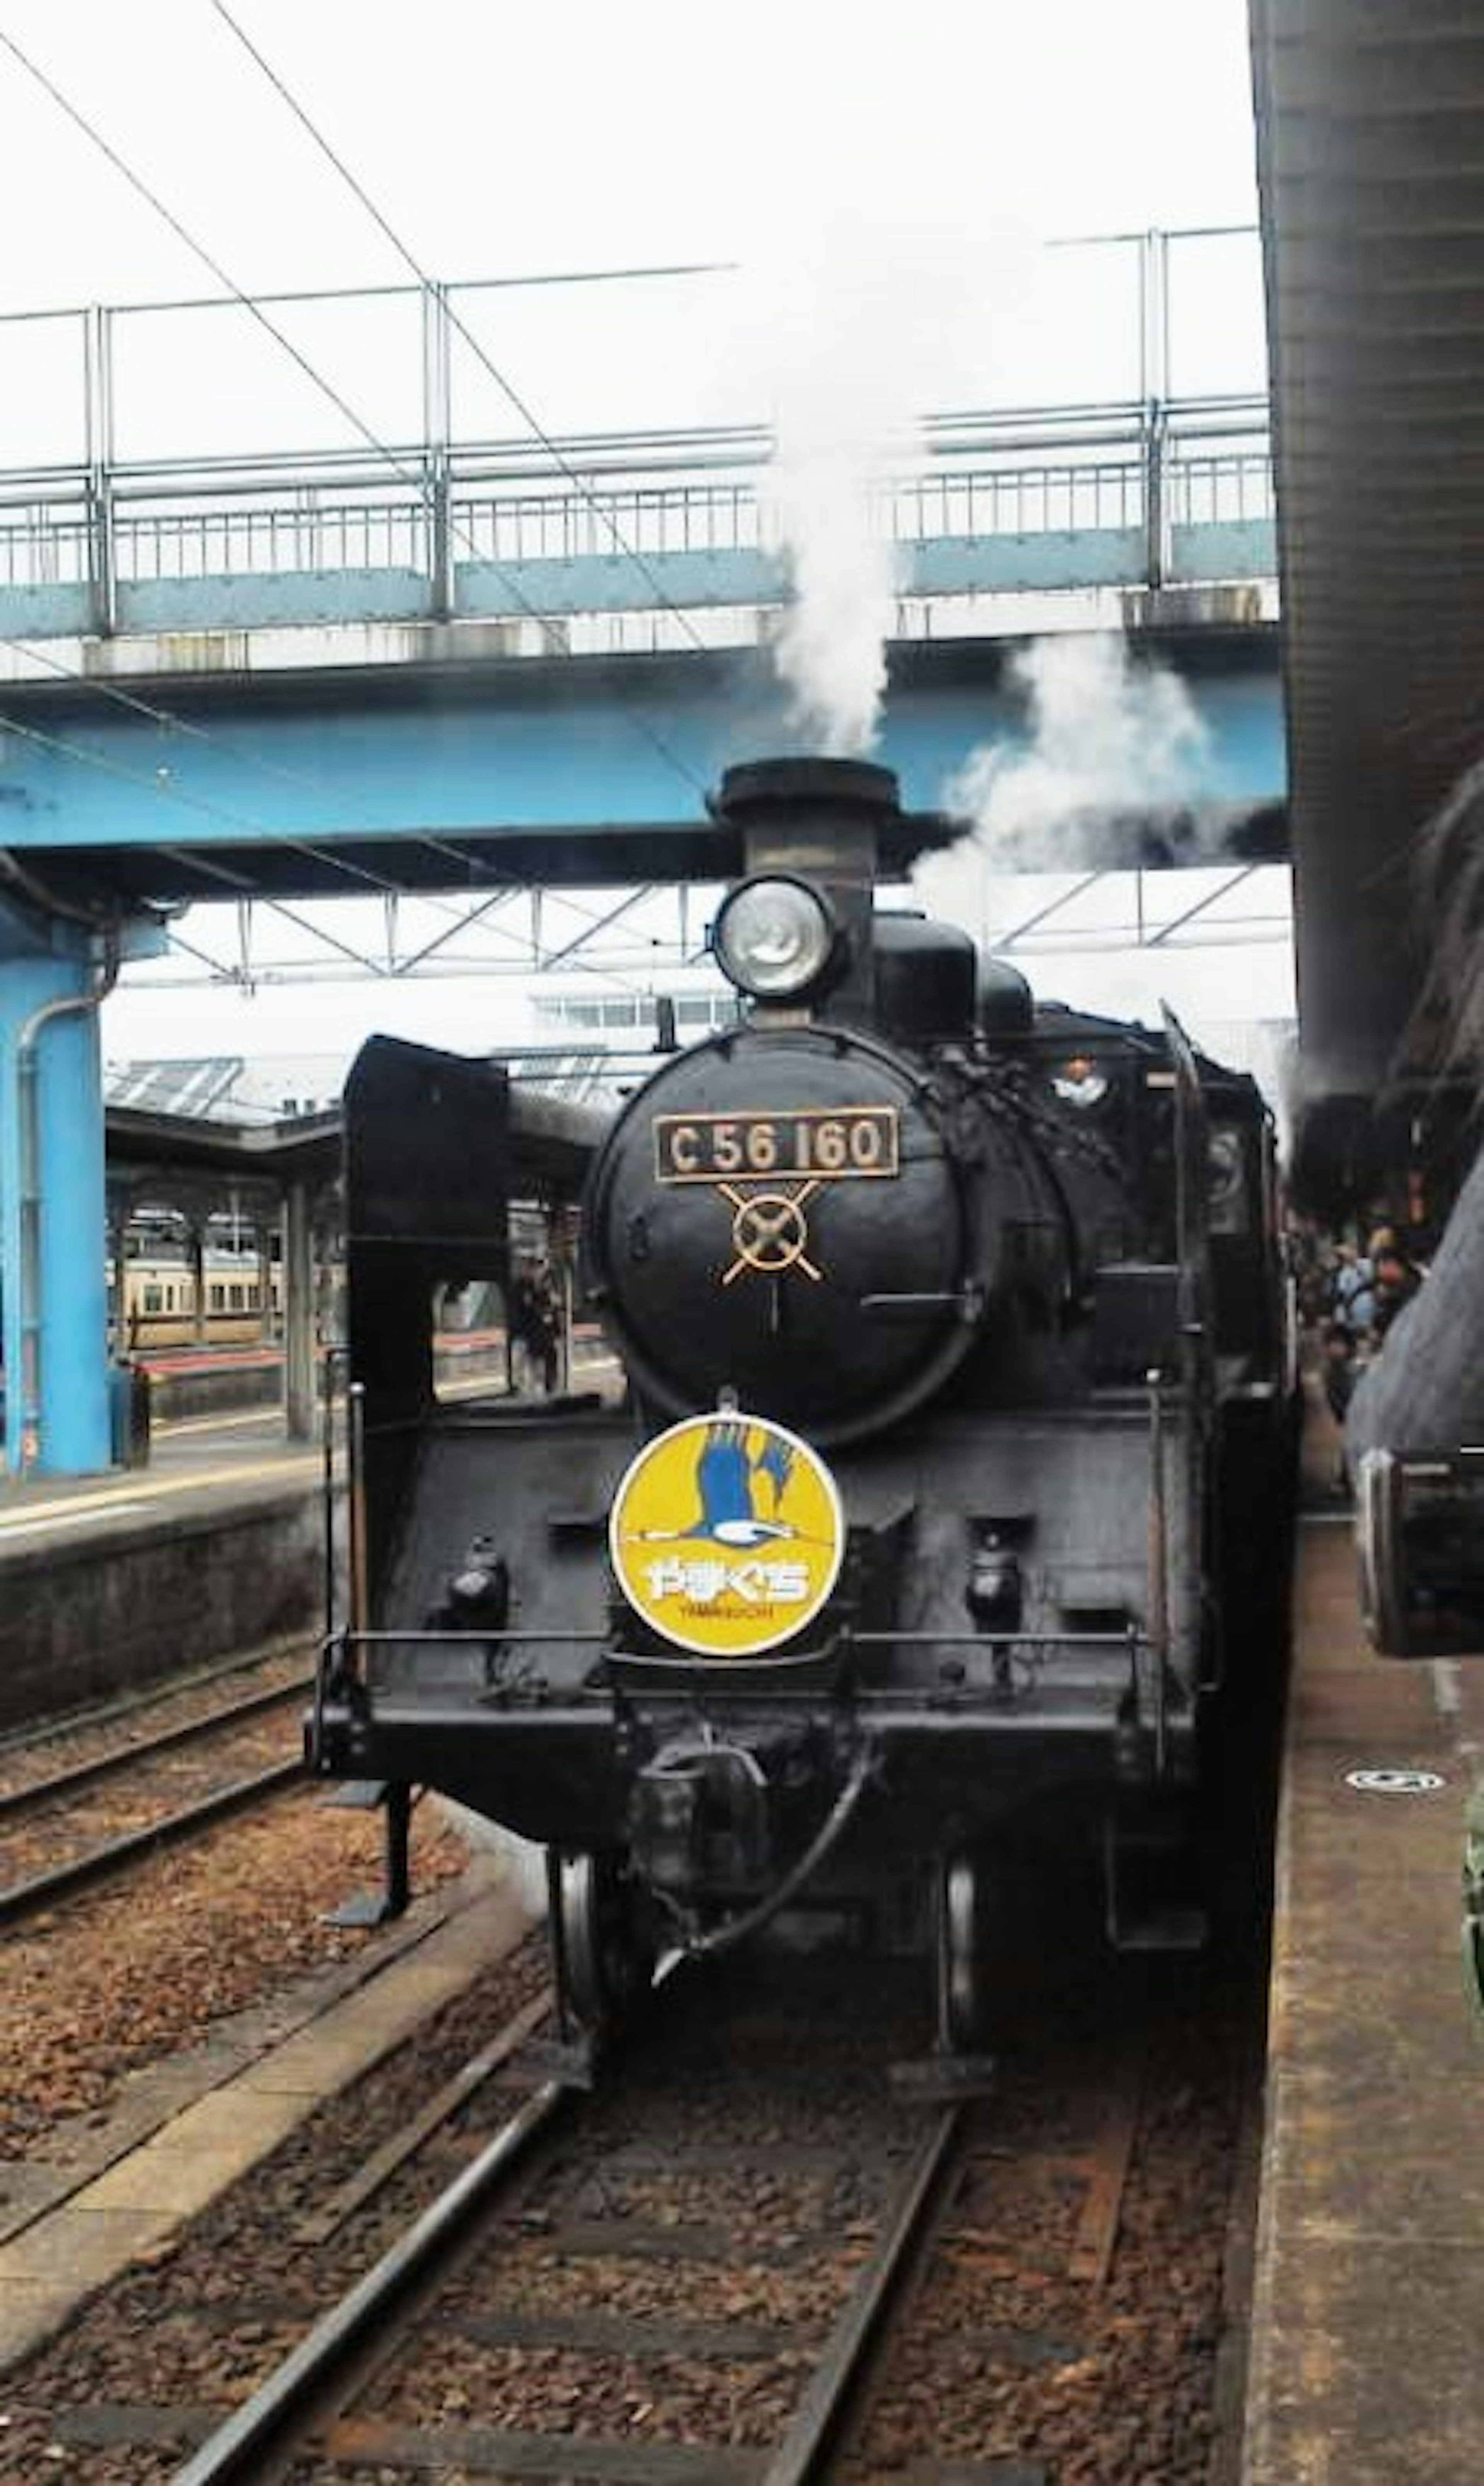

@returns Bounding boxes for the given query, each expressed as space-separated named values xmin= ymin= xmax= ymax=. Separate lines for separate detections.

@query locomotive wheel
xmin=555 ymin=1851 xmax=656 ymax=2036
xmin=935 ymin=1850 xmax=985 ymax=2052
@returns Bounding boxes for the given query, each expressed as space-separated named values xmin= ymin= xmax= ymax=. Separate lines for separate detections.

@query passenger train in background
xmin=111 ymin=1245 xmax=284 ymax=1350
xmin=109 ymin=1216 xmax=550 ymax=1358
xmin=310 ymin=756 xmax=1296 ymax=2061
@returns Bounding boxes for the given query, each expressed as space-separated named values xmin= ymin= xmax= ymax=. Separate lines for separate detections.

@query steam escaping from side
xmin=951 ymin=634 xmax=1210 ymax=855
xmin=916 ymin=634 xmax=1214 ymax=927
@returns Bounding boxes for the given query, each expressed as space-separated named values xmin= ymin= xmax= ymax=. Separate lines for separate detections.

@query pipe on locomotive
xmin=652 ymin=1738 xmax=878 ymax=1962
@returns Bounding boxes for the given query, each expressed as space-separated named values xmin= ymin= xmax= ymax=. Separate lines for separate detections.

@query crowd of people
xmin=1289 ymin=1219 xmax=1428 ymax=1477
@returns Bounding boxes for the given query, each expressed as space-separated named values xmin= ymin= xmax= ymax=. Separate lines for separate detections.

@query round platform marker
xmin=1344 ymin=1767 xmax=1447 ymax=1795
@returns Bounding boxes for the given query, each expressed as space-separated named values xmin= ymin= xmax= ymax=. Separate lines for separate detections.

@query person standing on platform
xmin=510 ymin=1258 xmax=559 ymax=1395
xmin=1370 ymin=1244 xmax=1424 ymax=1344
xmin=1330 ymin=1241 xmax=1377 ymax=1342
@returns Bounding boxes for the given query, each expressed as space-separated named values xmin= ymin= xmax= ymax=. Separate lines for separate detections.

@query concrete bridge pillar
xmin=1 ymin=896 xmax=165 ymax=1476
xmin=281 ymin=1178 xmax=316 ymax=1444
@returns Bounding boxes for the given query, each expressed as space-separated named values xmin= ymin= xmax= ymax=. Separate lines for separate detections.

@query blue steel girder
xmin=0 ymin=634 xmax=1285 ymax=909
xmin=0 ymin=523 xmax=1276 ymax=642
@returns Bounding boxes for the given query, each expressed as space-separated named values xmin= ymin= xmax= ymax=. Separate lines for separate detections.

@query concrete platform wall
xmin=0 ymin=1491 xmax=328 ymax=1730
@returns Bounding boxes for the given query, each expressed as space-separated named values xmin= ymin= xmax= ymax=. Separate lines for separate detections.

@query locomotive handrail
xmin=323 ymin=1624 xmax=1155 ymax=1651
xmin=336 ymin=1626 xmax=612 ymax=1644
xmin=846 ymin=1629 xmax=1152 ymax=1648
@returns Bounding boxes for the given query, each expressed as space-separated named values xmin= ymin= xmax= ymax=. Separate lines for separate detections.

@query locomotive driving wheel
xmin=554 ymin=1850 xmax=657 ymax=2037
xmin=935 ymin=1849 xmax=985 ymax=2052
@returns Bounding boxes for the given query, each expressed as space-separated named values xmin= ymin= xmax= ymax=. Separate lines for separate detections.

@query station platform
xmin=0 ymin=1399 xmax=320 ymax=1551
xmin=1244 ymin=1411 xmax=1484 ymax=2484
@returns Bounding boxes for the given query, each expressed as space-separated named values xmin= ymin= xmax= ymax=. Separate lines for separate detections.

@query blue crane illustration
xmin=632 ymin=1419 xmax=802 ymax=1547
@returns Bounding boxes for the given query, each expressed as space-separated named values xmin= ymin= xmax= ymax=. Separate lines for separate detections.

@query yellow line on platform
xmin=0 ymin=1455 xmax=319 ymax=1535
xmin=0 ymin=1503 xmax=155 ymax=1542
xmin=154 ymin=1408 xmax=286 ymax=1439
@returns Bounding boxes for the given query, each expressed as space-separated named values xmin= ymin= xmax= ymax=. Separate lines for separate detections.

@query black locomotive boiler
xmin=312 ymin=756 xmax=1291 ymax=2053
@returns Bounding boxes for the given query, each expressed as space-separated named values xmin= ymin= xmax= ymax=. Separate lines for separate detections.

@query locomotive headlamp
xmin=712 ymin=875 xmax=839 ymax=1000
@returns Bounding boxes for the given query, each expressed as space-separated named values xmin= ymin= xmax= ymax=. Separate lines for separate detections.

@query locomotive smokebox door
xmin=590 ymin=1031 xmax=975 ymax=1443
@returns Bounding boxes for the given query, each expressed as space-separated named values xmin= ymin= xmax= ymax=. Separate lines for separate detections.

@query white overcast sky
xmin=0 ymin=2 xmax=1260 ymax=306
xmin=0 ymin=0 xmax=1288 ymax=1068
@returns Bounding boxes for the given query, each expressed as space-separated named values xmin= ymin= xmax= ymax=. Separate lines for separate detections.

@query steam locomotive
xmin=311 ymin=757 xmax=1291 ymax=2055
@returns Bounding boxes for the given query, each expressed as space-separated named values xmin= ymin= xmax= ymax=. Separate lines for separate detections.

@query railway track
xmin=172 ymin=2033 xmax=965 ymax=2484
xmin=5 ymin=1929 xmax=1249 ymax=2484
xmin=0 ymin=1671 xmax=310 ymax=1928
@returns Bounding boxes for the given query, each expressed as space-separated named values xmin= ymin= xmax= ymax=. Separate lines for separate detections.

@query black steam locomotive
xmin=311 ymin=757 xmax=1291 ymax=2054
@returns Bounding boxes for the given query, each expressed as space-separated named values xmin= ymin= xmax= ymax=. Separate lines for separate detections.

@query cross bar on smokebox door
xmin=718 ymin=1178 xmax=824 ymax=1285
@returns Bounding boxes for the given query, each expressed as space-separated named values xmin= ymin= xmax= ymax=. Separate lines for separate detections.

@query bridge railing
xmin=0 ymin=396 xmax=1274 ymax=641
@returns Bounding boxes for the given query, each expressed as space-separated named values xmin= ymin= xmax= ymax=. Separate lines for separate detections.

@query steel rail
xmin=0 ymin=1676 xmax=310 ymax=1826
xmin=763 ymin=2103 xmax=964 ymax=2484
xmin=0 ymin=1756 xmax=305 ymax=1931
xmin=0 ymin=1639 xmax=309 ymax=1761
xmin=170 ymin=2069 xmax=955 ymax=2486
xmin=170 ymin=2077 xmax=572 ymax=2486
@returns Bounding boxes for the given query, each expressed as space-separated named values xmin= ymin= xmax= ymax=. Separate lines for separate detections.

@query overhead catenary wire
xmin=0 ymin=631 xmax=662 ymax=988
xmin=201 ymin=0 xmax=734 ymax=985
xmin=0 ymin=701 xmax=427 ymax=966
xmin=0 ymin=16 xmax=708 ymax=813
xmin=206 ymin=0 xmax=727 ymax=669
xmin=0 ymin=34 xmax=692 ymax=996
xmin=0 ymin=697 xmax=661 ymax=998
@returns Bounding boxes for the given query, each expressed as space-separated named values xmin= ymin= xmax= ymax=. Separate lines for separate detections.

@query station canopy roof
xmin=1251 ymin=0 xmax=1484 ymax=1104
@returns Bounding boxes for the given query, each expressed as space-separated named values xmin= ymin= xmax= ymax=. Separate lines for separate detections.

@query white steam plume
xmin=950 ymin=634 xmax=1209 ymax=853
xmin=731 ymin=10 xmax=1055 ymax=759
xmin=757 ymin=251 xmax=907 ymax=756
xmin=916 ymin=634 xmax=1213 ymax=930
xmin=736 ymin=186 xmax=944 ymax=760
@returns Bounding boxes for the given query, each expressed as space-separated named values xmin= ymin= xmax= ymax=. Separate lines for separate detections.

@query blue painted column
xmin=0 ymin=904 xmax=113 ymax=1474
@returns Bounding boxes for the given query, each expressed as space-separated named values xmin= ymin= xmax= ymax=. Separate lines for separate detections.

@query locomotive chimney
xmin=713 ymin=756 xmax=902 ymax=1021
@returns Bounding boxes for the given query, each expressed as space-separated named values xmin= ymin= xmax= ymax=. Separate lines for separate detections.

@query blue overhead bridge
xmin=0 ymin=624 xmax=1285 ymax=1482
xmin=0 ymin=634 xmax=1285 ymax=908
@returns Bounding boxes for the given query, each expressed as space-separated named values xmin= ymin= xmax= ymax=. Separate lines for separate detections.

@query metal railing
xmin=0 ymin=230 xmax=1273 ymax=640
xmin=0 ymin=395 xmax=1273 ymax=639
